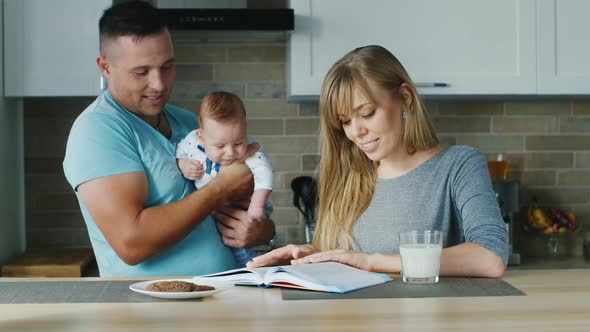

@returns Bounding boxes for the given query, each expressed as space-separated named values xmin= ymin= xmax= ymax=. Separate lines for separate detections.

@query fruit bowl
xmin=522 ymin=226 xmax=583 ymax=258
xmin=545 ymin=229 xmax=583 ymax=257
xmin=525 ymin=200 xmax=582 ymax=257
xmin=526 ymin=200 xmax=580 ymax=235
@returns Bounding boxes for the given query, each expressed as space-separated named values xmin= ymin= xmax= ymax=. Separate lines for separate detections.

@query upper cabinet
xmin=288 ymin=0 xmax=537 ymax=99
xmin=537 ymin=0 xmax=590 ymax=94
xmin=288 ymin=0 xmax=590 ymax=99
xmin=4 ymin=0 xmax=110 ymax=97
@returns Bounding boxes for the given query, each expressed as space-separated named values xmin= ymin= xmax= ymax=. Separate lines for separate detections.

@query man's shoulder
xmin=69 ymin=94 xmax=136 ymax=142
xmin=75 ymin=93 xmax=125 ymax=124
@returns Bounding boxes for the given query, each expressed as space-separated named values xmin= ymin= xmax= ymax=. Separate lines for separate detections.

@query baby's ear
xmin=196 ymin=128 xmax=203 ymax=141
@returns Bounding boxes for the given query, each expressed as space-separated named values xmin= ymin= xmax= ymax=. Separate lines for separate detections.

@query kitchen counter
xmin=78 ymin=256 xmax=589 ymax=278
xmin=513 ymin=256 xmax=590 ymax=270
xmin=1 ymin=269 xmax=589 ymax=331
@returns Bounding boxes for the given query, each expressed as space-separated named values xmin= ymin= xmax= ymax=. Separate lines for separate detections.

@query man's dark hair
xmin=99 ymin=1 xmax=167 ymax=53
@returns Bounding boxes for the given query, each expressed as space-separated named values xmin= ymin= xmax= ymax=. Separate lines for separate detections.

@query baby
xmin=176 ymin=91 xmax=273 ymax=266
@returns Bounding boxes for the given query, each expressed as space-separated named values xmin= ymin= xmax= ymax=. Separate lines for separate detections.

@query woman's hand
xmin=246 ymin=244 xmax=317 ymax=267
xmin=291 ymin=249 xmax=376 ymax=272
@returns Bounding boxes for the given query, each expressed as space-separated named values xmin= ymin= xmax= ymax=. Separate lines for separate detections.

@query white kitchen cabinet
xmin=0 ymin=0 xmax=25 ymax=263
xmin=288 ymin=0 xmax=537 ymax=99
xmin=537 ymin=0 xmax=590 ymax=94
xmin=4 ymin=0 xmax=110 ymax=97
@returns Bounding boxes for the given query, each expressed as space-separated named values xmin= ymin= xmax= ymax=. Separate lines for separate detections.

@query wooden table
xmin=0 ymin=269 xmax=589 ymax=331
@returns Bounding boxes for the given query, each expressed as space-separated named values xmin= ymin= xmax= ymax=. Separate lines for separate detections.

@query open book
xmin=198 ymin=262 xmax=392 ymax=294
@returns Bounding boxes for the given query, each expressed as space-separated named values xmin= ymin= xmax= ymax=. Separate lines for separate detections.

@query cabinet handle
xmin=100 ymin=76 xmax=108 ymax=90
xmin=414 ymin=82 xmax=449 ymax=87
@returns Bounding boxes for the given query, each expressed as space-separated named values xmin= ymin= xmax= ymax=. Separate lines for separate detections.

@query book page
xmin=198 ymin=266 xmax=271 ymax=285
xmin=264 ymin=262 xmax=392 ymax=293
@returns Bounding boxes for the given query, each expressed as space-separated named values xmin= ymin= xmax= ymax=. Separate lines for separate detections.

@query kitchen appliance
xmin=291 ymin=176 xmax=317 ymax=244
xmin=157 ymin=8 xmax=294 ymax=31
xmin=492 ymin=180 xmax=521 ymax=265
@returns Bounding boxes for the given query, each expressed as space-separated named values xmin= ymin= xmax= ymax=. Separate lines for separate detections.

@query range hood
xmin=154 ymin=0 xmax=293 ymax=31
xmin=159 ymin=8 xmax=293 ymax=31
xmin=153 ymin=0 xmax=294 ymax=42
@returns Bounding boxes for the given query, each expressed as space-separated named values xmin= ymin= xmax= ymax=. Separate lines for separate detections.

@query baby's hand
xmin=177 ymin=158 xmax=205 ymax=180
xmin=247 ymin=205 xmax=266 ymax=223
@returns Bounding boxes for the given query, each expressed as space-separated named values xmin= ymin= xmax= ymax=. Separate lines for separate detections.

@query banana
xmin=533 ymin=208 xmax=551 ymax=229
xmin=527 ymin=199 xmax=551 ymax=230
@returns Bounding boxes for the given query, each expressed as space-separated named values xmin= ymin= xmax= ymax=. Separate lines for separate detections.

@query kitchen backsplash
xmin=23 ymin=41 xmax=590 ymax=255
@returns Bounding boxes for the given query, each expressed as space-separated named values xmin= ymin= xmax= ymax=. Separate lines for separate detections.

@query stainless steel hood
xmin=158 ymin=8 xmax=294 ymax=31
xmin=151 ymin=0 xmax=294 ymax=42
xmin=153 ymin=0 xmax=293 ymax=31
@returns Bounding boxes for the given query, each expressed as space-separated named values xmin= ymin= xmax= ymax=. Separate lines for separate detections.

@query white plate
xmin=129 ymin=278 xmax=233 ymax=299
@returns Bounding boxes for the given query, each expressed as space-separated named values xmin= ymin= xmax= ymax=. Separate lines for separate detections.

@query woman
xmin=249 ymin=45 xmax=507 ymax=277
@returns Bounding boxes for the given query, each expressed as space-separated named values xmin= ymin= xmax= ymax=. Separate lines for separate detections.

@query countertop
xmin=80 ymin=256 xmax=590 ymax=277
xmin=512 ymin=256 xmax=590 ymax=270
xmin=1 ymin=269 xmax=589 ymax=331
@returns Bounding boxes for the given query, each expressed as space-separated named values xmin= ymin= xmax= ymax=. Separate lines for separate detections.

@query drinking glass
xmin=399 ymin=230 xmax=443 ymax=284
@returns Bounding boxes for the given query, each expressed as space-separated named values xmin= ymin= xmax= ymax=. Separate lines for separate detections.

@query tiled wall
xmin=24 ymin=42 xmax=590 ymax=257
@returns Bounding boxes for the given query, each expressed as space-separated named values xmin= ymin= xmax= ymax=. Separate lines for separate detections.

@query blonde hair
xmin=198 ymin=91 xmax=246 ymax=128
xmin=313 ymin=45 xmax=439 ymax=251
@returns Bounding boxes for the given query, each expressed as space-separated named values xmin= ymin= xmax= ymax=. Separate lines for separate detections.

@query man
xmin=63 ymin=1 xmax=275 ymax=277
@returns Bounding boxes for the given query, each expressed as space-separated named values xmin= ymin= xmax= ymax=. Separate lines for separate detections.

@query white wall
xmin=0 ymin=0 xmax=25 ymax=264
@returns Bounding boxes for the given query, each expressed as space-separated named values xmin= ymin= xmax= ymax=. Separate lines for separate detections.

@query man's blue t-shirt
xmin=63 ymin=92 xmax=239 ymax=277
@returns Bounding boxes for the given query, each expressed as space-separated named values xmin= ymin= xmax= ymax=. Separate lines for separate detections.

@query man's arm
xmin=78 ymin=161 xmax=253 ymax=265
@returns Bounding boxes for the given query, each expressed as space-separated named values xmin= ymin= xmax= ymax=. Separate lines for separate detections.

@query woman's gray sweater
xmin=352 ymin=145 xmax=509 ymax=265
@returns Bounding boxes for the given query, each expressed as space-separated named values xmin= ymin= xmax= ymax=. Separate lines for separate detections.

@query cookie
xmin=147 ymin=281 xmax=194 ymax=292
xmin=146 ymin=281 xmax=215 ymax=292
xmin=192 ymin=284 xmax=215 ymax=291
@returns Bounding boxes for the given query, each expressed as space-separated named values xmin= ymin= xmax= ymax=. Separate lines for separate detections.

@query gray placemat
xmin=282 ymin=277 xmax=525 ymax=300
xmin=0 ymin=280 xmax=202 ymax=303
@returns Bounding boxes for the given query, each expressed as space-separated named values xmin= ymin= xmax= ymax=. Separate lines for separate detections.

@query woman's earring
xmin=402 ymin=111 xmax=407 ymax=120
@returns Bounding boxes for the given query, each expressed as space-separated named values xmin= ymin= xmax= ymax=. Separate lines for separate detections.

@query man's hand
xmin=212 ymin=201 xmax=275 ymax=249
xmin=212 ymin=142 xmax=260 ymax=202
xmin=215 ymin=163 xmax=254 ymax=202
xmin=177 ymin=158 xmax=204 ymax=180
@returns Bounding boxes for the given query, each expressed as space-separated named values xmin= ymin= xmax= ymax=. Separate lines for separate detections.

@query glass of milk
xmin=399 ymin=230 xmax=443 ymax=284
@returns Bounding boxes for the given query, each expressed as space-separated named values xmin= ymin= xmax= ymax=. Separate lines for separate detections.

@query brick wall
xmin=23 ymin=42 xmax=590 ymax=257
